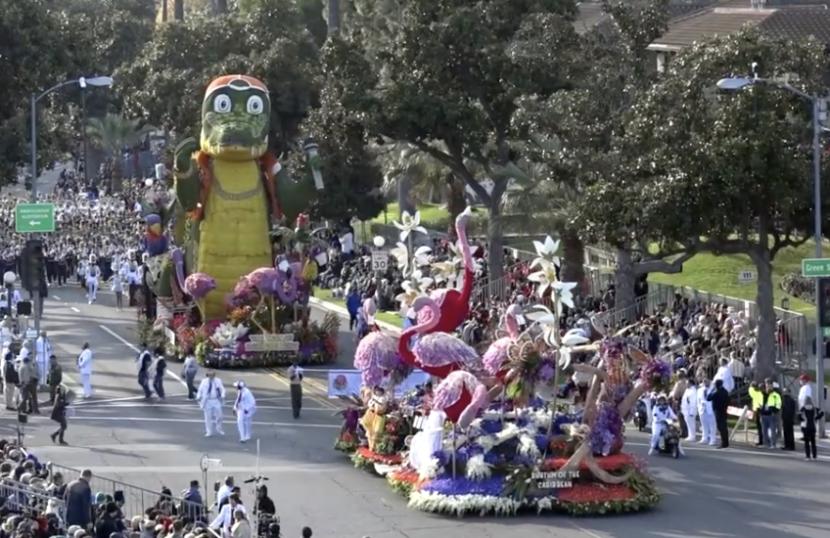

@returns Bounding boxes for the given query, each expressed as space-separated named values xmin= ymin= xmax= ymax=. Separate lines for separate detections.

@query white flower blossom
xmin=390 ymin=242 xmax=409 ymax=273
xmin=527 ymin=259 xmax=558 ymax=299
xmin=392 ymin=210 xmax=428 ymax=242
xmin=465 ymin=454 xmax=493 ymax=481
xmin=518 ymin=434 xmax=541 ymax=458
xmin=413 ymin=246 xmax=432 ymax=267
xmin=532 ymin=235 xmax=561 ymax=267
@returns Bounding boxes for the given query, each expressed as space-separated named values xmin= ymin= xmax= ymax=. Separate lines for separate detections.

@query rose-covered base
xmin=351 ymin=447 xmax=403 ymax=474
xmin=380 ymin=453 xmax=659 ymax=517
xmin=201 ymin=348 xmax=336 ymax=369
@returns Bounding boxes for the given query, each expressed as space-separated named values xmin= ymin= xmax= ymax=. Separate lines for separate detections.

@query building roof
xmin=649 ymin=1 xmax=830 ymax=51
xmin=760 ymin=6 xmax=830 ymax=42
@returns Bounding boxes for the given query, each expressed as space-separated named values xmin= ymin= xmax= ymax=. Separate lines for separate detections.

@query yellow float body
xmin=198 ymin=159 xmax=271 ymax=319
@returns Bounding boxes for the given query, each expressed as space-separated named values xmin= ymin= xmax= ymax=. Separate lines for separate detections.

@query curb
xmin=309 ymin=296 xmax=402 ymax=335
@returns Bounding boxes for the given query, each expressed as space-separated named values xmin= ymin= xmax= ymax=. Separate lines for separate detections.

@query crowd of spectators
xmin=0 ymin=440 xmax=304 ymax=538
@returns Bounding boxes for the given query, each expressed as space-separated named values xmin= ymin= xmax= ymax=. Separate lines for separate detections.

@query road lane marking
xmin=52 ymin=295 xmax=61 ymax=300
xmin=70 ymin=403 xmax=335 ymax=411
xmin=70 ymin=307 xmax=80 ymax=313
xmin=99 ymin=324 xmax=187 ymax=388
xmin=58 ymin=416 xmax=340 ymax=428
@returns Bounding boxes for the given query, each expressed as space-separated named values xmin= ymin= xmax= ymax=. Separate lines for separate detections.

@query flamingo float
xmin=482 ymin=304 xmax=524 ymax=378
xmin=398 ymin=296 xmax=479 ymax=378
xmin=425 ymin=207 xmax=476 ymax=334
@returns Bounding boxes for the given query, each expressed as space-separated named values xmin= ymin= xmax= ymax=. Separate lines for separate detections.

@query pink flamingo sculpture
xmin=433 ymin=371 xmax=502 ymax=427
xmin=398 ymin=296 xmax=480 ymax=378
xmin=482 ymin=304 xmax=523 ymax=379
xmin=354 ymin=331 xmax=399 ymax=387
xmin=426 ymin=207 xmax=476 ymax=334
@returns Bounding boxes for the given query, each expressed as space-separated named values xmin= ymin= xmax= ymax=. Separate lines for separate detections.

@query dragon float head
xmin=200 ymin=75 xmax=270 ymax=161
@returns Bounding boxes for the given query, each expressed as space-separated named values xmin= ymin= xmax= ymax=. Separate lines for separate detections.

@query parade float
xmin=336 ymin=221 xmax=664 ymax=516
xmin=137 ymin=75 xmax=337 ymax=368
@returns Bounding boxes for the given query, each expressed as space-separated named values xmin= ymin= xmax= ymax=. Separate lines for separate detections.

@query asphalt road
xmin=2 ymin=284 xmax=829 ymax=538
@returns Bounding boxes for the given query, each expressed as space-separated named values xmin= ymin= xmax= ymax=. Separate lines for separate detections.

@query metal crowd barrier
xmin=47 ymin=463 xmax=204 ymax=520
xmin=0 ymin=478 xmax=65 ymax=522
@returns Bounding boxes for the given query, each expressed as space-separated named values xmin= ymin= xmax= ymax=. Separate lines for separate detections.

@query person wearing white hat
xmin=233 ymin=381 xmax=256 ymax=443
xmin=197 ymin=370 xmax=226 ymax=437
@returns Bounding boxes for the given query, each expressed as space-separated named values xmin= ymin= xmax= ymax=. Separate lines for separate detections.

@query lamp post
xmin=372 ymin=235 xmax=386 ymax=306
xmin=717 ymin=73 xmax=826 ymax=437
xmin=30 ymin=75 xmax=113 ymax=202
xmin=29 ymin=75 xmax=113 ymax=334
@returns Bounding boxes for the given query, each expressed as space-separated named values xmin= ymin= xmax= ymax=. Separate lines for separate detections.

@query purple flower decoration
xmin=246 ymin=267 xmax=279 ymax=294
xmin=538 ymin=362 xmax=556 ymax=383
xmin=590 ymin=403 xmax=623 ymax=456
xmin=183 ymin=272 xmax=216 ymax=300
xmin=640 ymin=358 xmax=672 ymax=389
xmin=421 ymin=476 xmax=505 ymax=497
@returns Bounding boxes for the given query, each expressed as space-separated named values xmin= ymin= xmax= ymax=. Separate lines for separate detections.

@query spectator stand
xmin=0 ymin=477 xmax=66 ymax=523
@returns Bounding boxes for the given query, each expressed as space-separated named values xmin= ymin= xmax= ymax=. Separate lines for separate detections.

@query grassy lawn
xmin=370 ymin=202 xmax=490 ymax=233
xmin=314 ymin=287 xmax=404 ymax=328
xmin=649 ymin=241 xmax=823 ymax=318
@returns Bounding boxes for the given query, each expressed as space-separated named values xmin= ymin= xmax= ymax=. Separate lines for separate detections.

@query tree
xmin=300 ymin=37 xmax=384 ymax=223
xmin=85 ymin=113 xmax=155 ymax=191
xmin=606 ymin=30 xmax=826 ymax=379
xmin=519 ymin=0 xmax=674 ymax=303
xmin=118 ymin=1 xmax=319 ymax=151
xmin=174 ymin=0 xmax=184 ymax=20
xmin=0 ymin=0 xmax=107 ymax=186
xmin=319 ymin=0 xmax=581 ymax=281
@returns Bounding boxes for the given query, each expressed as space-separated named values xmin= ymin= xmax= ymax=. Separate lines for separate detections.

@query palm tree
xmin=85 ymin=114 xmax=155 ymax=192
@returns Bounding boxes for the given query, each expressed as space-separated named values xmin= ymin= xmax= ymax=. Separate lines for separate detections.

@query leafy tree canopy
xmin=119 ymin=0 xmax=319 ymax=153
xmin=318 ymin=0 xmax=582 ymax=279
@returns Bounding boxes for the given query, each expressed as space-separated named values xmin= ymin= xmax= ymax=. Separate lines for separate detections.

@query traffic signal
xmin=820 ymin=278 xmax=830 ymax=328
xmin=20 ymin=239 xmax=44 ymax=292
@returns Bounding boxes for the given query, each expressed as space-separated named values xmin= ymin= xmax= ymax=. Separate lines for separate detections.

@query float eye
xmin=247 ymin=95 xmax=264 ymax=115
xmin=213 ymin=94 xmax=232 ymax=113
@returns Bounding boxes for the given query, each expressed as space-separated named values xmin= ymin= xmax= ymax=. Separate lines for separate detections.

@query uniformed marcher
xmin=197 ymin=369 xmax=225 ymax=437
xmin=287 ymin=362 xmax=304 ymax=419
xmin=233 ymin=381 xmax=256 ymax=443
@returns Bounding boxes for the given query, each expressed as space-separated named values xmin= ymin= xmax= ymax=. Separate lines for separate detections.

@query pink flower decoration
xmin=183 ymin=272 xmax=216 ymax=300
xmin=247 ymin=267 xmax=279 ymax=293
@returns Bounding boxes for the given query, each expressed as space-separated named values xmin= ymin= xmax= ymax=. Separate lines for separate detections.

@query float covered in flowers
xmin=337 ymin=219 xmax=663 ymax=517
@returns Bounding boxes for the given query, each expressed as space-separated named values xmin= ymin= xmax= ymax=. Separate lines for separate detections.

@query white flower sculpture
xmin=395 ymin=269 xmax=434 ymax=311
xmin=465 ymin=454 xmax=493 ymax=481
xmin=212 ymin=322 xmax=248 ymax=349
xmin=392 ymin=210 xmax=428 ymax=242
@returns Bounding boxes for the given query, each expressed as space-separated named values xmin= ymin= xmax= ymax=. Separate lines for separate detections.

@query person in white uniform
xmin=680 ymin=379 xmax=698 ymax=442
xmin=77 ymin=343 xmax=93 ymax=398
xmin=233 ymin=381 xmax=256 ymax=443
xmin=85 ymin=256 xmax=101 ymax=304
xmin=649 ymin=394 xmax=677 ymax=455
xmin=697 ymin=378 xmax=716 ymax=445
xmin=713 ymin=358 xmax=735 ymax=393
xmin=197 ymin=370 xmax=226 ymax=437
xmin=35 ymin=331 xmax=52 ymax=387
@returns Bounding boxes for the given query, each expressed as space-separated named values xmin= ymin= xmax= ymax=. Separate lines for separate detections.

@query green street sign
xmin=824 ymin=327 xmax=830 ymax=338
xmin=15 ymin=203 xmax=55 ymax=233
xmin=802 ymin=258 xmax=830 ymax=278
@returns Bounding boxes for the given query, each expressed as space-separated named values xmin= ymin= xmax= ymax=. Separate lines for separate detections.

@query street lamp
xmin=718 ymin=72 xmax=825 ymax=436
xmin=30 ymin=75 xmax=114 ymax=202
xmin=373 ymin=236 xmax=386 ymax=249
